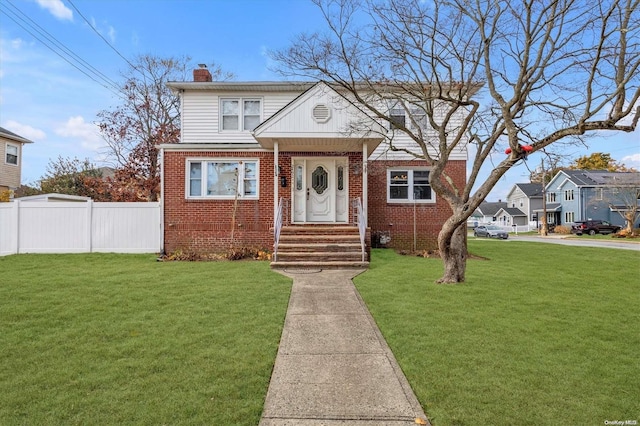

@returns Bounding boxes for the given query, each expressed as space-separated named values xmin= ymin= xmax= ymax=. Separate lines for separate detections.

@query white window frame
xmin=5 ymin=143 xmax=18 ymax=165
xmin=219 ymin=98 xmax=262 ymax=132
xmin=387 ymin=168 xmax=435 ymax=203
xmin=548 ymin=192 xmax=556 ymax=203
xmin=564 ymin=189 xmax=574 ymax=201
xmin=565 ymin=211 xmax=575 ymax=223
xmin=186 ymin=158 xmax=259 ymax=199
xmin=596 ymin=188 xmax=604 ymax=200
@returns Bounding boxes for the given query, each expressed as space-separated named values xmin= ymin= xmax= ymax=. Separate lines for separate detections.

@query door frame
xmin=291 ymin=156 xmax=349 ymax=224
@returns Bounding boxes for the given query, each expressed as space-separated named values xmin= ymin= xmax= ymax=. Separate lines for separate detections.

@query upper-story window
xmin=5 ymin=143 xmax=18 ymax=165
xmin=547 ymin=192 xmax=556 ymax=203
xmin=564 ymin=189 xmax=574 ymax=201
xmin=221 ymin=98 xmax=261 ymax=131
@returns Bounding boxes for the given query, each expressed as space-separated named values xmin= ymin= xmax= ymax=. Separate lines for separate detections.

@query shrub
xmin=553 ymin=225 xmax=571 ymax=234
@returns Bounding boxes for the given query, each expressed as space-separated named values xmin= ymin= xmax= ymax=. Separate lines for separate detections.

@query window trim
xmin=5 ymin=143 xmax=18 ymax=166
xmin=386 ymin=167 xmax=435 ymax=204
xmin=564 ymin=189 xmax=574 ymax=201
xmin=565 ymin=211 xmax=575 ymax=223
xmin=219 ymin=97 xmax=262 ymax=132
xmin=185 ymin=158 xmax=260 ymax=199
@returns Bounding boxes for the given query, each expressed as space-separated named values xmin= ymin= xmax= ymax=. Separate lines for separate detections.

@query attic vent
xmin=312 ymin=104 xmax=331 ymax=123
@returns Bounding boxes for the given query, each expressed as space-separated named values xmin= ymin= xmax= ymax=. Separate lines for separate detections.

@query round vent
xmin=312 ymin=104 xmax=331 ymax=123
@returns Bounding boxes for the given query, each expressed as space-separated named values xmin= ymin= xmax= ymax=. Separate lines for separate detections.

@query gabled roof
xmin=513 ymin=183 xmax=543 ymax=197
xmin=0 ymin=126 xmax=34 ymax=144
xmin=252 ymin=81 xmax=386 ymax=155
xmin=475 ymin=201 xmax=507 ymax=216
xmin=496 ymin=207 xmax=526 ymax=217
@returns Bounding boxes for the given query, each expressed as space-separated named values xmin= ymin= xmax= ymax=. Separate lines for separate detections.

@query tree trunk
xmin=437 ymin=218 xmax=468 ymax=284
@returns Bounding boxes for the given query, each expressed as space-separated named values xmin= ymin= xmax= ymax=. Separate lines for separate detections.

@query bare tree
xmin=97 ymin=55 xmax=233 ymax=201
xmin=602 ymin=182 xmax=640 ymax=234
xmin=272 ymin=0 xmax=640 ymax=283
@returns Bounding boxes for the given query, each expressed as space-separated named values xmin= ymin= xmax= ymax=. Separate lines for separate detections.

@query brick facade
xmin=163 ymin=151 xmax=465 ymax=253
xmin=367 ymin=160 xmax=466 ymax=250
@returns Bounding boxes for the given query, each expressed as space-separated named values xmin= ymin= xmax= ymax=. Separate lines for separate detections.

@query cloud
xmin=89 ymin=17 xmax=117 ymax=44
xmin=621 ymin=153 xmax=640 ymax=167
xmin=3 ymin=120 xmax=47 ymax=141
xmin=55 ymin=116 xmax=102 ymax=150
xmin=35 ymin=0 xmax=73 ymax=21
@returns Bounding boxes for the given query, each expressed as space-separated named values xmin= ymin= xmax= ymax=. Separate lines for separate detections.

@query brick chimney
xmin=193 ymin=64 xmax=212 ymax=82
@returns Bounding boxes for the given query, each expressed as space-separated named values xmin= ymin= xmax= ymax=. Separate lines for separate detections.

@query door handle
xmin=306 ymin=188 xmax=309 ymax=200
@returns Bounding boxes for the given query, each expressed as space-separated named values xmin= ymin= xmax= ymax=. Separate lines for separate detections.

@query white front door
xmin=292 ymin=158 xmax=348 ymax=223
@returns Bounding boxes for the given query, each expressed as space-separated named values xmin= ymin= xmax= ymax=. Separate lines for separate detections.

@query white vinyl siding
xmin=370 ymin=101 xmax=468 ymax=161
xmin=180 ymin=91 xmax=299 ymax=144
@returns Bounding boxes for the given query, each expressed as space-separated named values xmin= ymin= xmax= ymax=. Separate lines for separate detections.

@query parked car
xmin=473 ymin=225 xmax=509 ymax=239
xmin=571 ymin=220 xmax=621 ymax=235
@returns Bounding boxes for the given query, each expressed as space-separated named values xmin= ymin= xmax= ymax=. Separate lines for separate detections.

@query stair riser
xmin=277 ymin=254 xmax=364 ymax=262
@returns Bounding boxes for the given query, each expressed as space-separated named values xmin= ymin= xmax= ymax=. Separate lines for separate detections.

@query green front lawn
xmin=355 ymin=242 xmax=640 ymax=425
xmin=0 ymin=254 xmax=291 ymax=425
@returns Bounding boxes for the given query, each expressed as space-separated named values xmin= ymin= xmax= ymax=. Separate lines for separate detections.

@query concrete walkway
xmin=260 ymin=269 xmax=429 ymax=426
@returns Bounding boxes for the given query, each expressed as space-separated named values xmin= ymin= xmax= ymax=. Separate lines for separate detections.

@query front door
xmin=292 ymin=157 xmax=348 ymax=223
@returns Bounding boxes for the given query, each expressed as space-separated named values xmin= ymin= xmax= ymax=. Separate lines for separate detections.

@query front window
xmin=221 ymin=98 xmax=261 ymax=131
xmin=5 ymin=144 xmax=18 ymax=165
xmin=187 ymin=159 xmax=259 ymax=199
xmin=387 ymin=169 xmax=434 ymax=203
xmin=565 ymin=211 xmax=575 ymax=223
xmin=564 ymin=189 xmax=574 ymax=201
xmin=547 ymin=192 xmax=556 ymax=203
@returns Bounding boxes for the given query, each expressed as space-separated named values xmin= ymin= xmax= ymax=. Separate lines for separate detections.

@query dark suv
xmin=571 ymin=220 xmax=621 ymax=235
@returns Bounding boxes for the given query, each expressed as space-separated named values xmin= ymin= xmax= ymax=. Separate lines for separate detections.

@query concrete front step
xmin=273 ymin=225 xmax=368 ymax=269
xmin=277 ymin=243 xmax=362 ymax=252
xmin=270 ymin=260 xmax=369 ymax=269
xmin=276 ymin=251 xmax=363 ymax=262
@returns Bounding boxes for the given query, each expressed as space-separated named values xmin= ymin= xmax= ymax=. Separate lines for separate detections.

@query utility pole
xmin=540 ymin=159 xmax=548 ymax=236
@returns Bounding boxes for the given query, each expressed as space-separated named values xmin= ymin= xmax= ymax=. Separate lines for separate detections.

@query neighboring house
xmin=471 ymin=201 xmax=507 ymax=225
xmin=160 ymin=67 xmax=475 ymax=261
xmin=502 ymin=182 xmax=544 ymax=226
xmin=0 ymin=127 xmax=33 ymax=193
xmin=545 ymin=169 xmax=640 ymax=227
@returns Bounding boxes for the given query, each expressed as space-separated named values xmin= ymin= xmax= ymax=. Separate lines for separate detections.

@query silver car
xmin=473 ymin=225 xmax=509 ymax=239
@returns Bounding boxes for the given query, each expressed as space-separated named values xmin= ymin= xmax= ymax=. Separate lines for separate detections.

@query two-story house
xmin=545 ymin=169 xmax=640 ymax=227
xmin=160 ymin=67 xmax=473 ymax=266
xmin=495 ymin=183 xmax=544 ymax=227
xmin=0 ymin=127 xmax=33 ymax=193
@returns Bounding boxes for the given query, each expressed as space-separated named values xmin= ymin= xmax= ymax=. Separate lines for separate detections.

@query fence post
xmin=86 ymin=200 xmax=93 ymax=253
xmin=14 ymin=200 xmax=20 ymax=254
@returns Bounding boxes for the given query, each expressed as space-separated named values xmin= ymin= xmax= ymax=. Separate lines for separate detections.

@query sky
xmin=0 ymin=0 xmax=638 ymax=201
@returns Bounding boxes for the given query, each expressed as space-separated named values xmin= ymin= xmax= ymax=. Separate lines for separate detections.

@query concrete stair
xmin=271 ymin=225 xmax=369 ymax=269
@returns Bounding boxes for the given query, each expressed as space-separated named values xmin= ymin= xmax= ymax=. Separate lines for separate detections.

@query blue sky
xmin=1 ymin=0 xmax=638 ymax=200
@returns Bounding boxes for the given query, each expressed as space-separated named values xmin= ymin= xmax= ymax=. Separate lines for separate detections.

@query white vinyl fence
xmin=0 ymin=201 xmax=161 ymax=256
